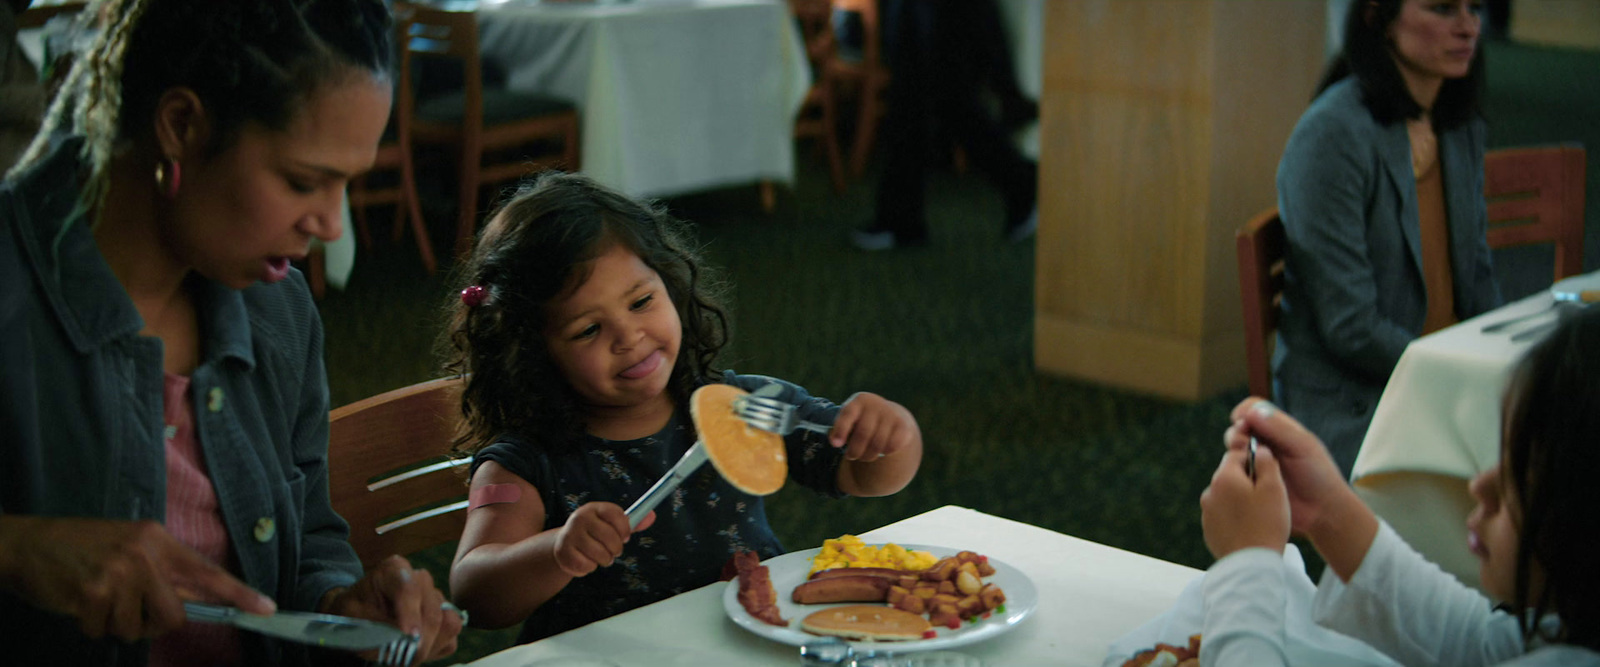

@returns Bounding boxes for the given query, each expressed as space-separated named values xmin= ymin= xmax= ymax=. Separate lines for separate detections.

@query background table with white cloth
xmin=456 ymin=505 xmax=1200 ymax=667
xmin=474 ymin=0 xmax=811 ymax=199
xmin=1352 ymin=280 xmax=1595 ymax=592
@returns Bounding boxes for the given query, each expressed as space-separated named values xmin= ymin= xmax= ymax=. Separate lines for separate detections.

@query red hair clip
xmin=460 ymin=285 xmax=489 ymax=307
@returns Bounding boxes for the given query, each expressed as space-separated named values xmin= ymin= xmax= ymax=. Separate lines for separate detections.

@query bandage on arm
xmin=468 ymin=483 xmax=522 ymax=511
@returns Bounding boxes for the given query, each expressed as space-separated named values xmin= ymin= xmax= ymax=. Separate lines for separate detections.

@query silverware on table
xmin=1510 ymin=319 xmax=1561 ymax=343
xmin=1481 ymin=301 xmax=1570 ymax=334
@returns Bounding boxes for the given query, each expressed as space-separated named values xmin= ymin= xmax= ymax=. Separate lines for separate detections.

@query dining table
xmin=452 ymin=505 xmax=1202 ymax=667
xmin=1351 ymin=271 xmax=1600 ymax=592
xmin=471 ymin=0 xmax=812 ymax=199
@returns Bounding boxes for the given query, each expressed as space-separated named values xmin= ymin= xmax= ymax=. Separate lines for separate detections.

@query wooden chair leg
xmin=820 ymin=88 xmax=846 ymax=194
xmin=349 ymin=179 xmax=375 ymax=248
xmin=759 ymin=181 xmax=776 ymax=213
xmin=307 ymin=246 xmax=327 ymax=300
xmin=455 ymin=158 xmax=480 ymax=260
xmin=401 ymin=154 xmax=436 ymax=274
xmin=849 ymin=82 xmax=882 ymax=177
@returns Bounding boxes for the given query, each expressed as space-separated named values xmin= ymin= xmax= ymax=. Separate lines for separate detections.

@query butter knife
xmin=183 ymin=601 xmax=405 ymax=651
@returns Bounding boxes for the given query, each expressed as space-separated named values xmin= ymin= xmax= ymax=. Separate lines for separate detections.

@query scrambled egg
xmin=808 ymin=534 xmax=938 ymax=575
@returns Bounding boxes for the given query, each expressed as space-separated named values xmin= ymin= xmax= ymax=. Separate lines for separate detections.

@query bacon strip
xmin=733 ymin=550 xmax=787 ymax=627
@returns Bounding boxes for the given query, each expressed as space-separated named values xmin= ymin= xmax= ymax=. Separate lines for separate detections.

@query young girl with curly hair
xmin=441 ymin=172 xmax=923 ymax=642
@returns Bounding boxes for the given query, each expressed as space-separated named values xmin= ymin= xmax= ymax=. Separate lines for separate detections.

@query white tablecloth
xmin=1352 ymin=286 xmax=1576 ymax=591
xmin=457 ymin=505 xmax=1200 ymax=667
xmin=474 ymin=0 xmax=811 ymax=199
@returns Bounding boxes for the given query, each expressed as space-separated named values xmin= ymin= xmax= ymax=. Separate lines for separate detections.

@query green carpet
xmin=315 ymin=38 xmax=1599 ymax=664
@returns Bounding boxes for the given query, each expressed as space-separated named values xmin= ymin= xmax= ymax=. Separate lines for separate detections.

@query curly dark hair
xmin=1316 ymin=0 xmax=1484 ymax=131
xmin=1500 ymin=305 xmax=1600 ymax=650
xmin=440 ymin=171 xmax=732 ymax=458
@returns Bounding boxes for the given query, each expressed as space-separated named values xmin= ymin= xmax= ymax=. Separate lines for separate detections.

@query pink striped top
xmin=149 ymin=372 xmax=243 ymax=667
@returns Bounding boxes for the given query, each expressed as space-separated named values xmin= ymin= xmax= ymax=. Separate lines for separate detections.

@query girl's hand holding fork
xmin=831 ymin=392 xmax=923 ymax=497
xmin=1223 ymin=398 xmax=1379 ymax=582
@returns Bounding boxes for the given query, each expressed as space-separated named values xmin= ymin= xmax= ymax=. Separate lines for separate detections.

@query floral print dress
xmin=473 ymin=373 xmax=846 ymax=643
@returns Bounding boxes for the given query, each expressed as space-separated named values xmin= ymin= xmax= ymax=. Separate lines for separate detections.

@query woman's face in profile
xmin=1386 ymin=0 xmax=1482 ymax=85
xmin=164 ymin=73 xmax=391 ymax=289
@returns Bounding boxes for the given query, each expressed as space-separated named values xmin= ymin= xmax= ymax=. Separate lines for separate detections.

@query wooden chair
xmin=395 ymin=1 xmax=580 ymax=259
xmin=347 ymin=123 xmax=435 ymax=274
xmin=1235 ymin=208 xmax=1287 ymax=400
xmin=829 ymin=0 xmax=890 ymax=177
xmin=1483 ymin=144 xmax=1586 ymax=281
xmin=789 ymin=0 xmax=847 ymax=194
xmin=328 ymin=376 xmax=470 ymax=566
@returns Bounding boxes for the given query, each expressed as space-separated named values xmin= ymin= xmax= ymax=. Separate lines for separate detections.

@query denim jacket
xmin=0 ymin=138 xmax=362 ymax=666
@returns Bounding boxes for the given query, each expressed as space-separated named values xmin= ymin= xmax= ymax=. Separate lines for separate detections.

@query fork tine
xmin=396 ymin=637 xmax=414 ymax=667
xmin=740 ymin=395 xmax=791 ymax=410
xmin=736 ymin=405 xmax=787 ymax=420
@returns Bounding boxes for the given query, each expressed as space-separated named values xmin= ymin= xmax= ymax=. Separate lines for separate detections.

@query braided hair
xmin=6 ymin=0 xmax=392 ymax=217
xmin=439 ymin=172 xmax=733 ymax=458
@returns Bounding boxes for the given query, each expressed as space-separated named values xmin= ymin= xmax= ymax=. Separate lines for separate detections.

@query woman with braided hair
xmin=0 ymin=1 xmax=461 ymax=664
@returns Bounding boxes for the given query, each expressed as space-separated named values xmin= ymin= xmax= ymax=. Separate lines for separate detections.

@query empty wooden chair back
xmin=394 ymin=1 xmax=580 ymax=259
xmin=1235 ymin=208 xmax=1287 ymax=400
xmin=328 ymin=376 xmax=470 ymax=566
xmin=1483 ymin=144 xmax=1586 ymax=281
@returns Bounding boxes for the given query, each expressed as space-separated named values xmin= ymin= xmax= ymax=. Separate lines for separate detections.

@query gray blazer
xmin=1274 ymin=78 xmax=1501 ymax=475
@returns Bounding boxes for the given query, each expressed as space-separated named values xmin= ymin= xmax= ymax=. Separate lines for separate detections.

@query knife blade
xmin=184 ymin=601 xmax=406 ymax=651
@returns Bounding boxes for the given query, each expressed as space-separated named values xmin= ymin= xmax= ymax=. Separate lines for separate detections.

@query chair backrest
xmin=394 ymin=2 xmax=484 ymax=136
xmin=328 ymin=376 xmax=470 ymax=566
xmin=1483 ymin=144 xmax=1587 ymax=281
xmin=1235 ymin=208 xmax=1287 ymax=400
xmin=790 ymin=0 xmax=835 ymax=67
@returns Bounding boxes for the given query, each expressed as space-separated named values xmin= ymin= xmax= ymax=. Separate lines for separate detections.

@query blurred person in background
xmin=849 ymin=0 xmax=1038 ymax=251
xmin=1272 ymin=0 xmax=1500 ymax=477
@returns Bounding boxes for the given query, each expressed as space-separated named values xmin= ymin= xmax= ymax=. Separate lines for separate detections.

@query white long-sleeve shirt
xmin=1201 ymin=522 xmax=1600 ymax=666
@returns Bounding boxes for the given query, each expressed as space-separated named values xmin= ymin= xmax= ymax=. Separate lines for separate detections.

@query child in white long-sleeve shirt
xmin=1197 ymin=304 xmax=1600 ymax=666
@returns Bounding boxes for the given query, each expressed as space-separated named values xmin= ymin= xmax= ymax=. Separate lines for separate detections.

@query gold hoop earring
xmin=154 ymin=157 xmax=181 ymax=199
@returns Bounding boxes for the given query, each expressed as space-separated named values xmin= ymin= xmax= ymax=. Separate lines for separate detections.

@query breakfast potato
xmin=892 ymin=592 xmax=927 ymax=615
xmin=956 ymin=570 xmax=982 ymax=595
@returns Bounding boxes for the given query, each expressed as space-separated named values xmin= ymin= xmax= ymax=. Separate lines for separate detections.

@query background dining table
xmin=1352 ymin=272 xmax=1599 ymax=592
xmin=452 ymin=505 xmax=1201 ymax=667
xmin=473 ymin=0 xmax=811 ymax=199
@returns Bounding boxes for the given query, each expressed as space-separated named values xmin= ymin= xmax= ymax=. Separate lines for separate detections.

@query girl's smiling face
xmin=543 ymin=243 xmax=682 ymax=419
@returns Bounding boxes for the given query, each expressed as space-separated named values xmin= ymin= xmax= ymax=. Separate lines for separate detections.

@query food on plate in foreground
xmin=792 ymin=572 xmax=894 ymax=604
xmin=801 ymin=605 xmax=934 ymax=641
xmin=733 ymin=550 xmax=787 ymax=627
xmin=693 ymin=384 xmax=788 ymax=495
xmin=809 ymin=534 xmax=937 ymax=574
xmin=883 ymin=552 xmax=1005 ymax=629
xmin=1120 ymin=635 xmax=1202 ymax=667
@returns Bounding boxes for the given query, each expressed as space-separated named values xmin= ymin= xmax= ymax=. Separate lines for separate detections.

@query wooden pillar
xmin=1033 ymin=1 xmax=1325 ymax=400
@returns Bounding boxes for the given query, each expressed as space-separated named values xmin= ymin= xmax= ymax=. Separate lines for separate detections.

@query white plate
xmin=722 ymin=544 xmax=1037 ymax=652
xmin=1551 ymin=272 xmax=1600 ymax=301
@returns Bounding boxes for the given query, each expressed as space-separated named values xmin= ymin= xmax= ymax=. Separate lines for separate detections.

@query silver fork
xmin=734 ymin=395 xmax=831 ymax=436
xmin=375 ymin=634 xmax=419 ymax=667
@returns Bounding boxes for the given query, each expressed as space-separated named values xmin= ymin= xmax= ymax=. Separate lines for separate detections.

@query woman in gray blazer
xmin=1274 ymin=0 xmax=1501 ymax=477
